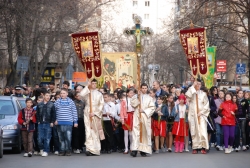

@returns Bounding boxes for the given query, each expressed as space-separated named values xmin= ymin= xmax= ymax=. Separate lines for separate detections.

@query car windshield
xmin=0 ymin=100 xmax=15 ymax=115
xmin=18 ymin=100 xmax=26 ymax=108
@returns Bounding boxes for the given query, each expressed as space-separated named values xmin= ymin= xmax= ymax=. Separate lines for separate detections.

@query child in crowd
xmin=72 ymin=92 xmax=85 ymax=154
xmin=165 ymin=95 xmax=176 ymax=152
xmin=172 ymin=95 xmax=188 ymax=153
xmin=152 ymin=96 xmax=168 ymax=153
xmin=33 ymin=96 xmax=43 ymax=155
xmin=120 ymin=88 xmax=137 ymax=154
xmin=54 ymin=89 xmax=78 ymax=156
xmin=18 ymin=98 xmax=36 ymax=157
xmin=101 ymin=93 xmax=116 ymax=153
xmin=218 ymin=93 xmax=237 ymax=154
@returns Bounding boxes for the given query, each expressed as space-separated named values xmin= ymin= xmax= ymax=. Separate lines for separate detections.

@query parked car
xmin=0 ymin=96 xmax=22 ymax=153
xmin=17 ymin=97 xmax=26 ymax=108
xmin=227 ymin=88 xmax=236 ymax=94
xmin=0 ymin=123 xmax=3 ymax=158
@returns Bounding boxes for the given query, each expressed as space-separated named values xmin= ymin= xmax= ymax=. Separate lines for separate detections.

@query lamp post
xmin=148 ymin=64 xmax=160 ymax=87
xmin=179 ymin=67 xmax=184 ymax=86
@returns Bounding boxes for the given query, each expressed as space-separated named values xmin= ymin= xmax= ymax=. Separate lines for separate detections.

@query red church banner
xmin=179 ymin=27 xmax=208 ymax=77
xmin=71 ymin=32 xmax=102 ymax=79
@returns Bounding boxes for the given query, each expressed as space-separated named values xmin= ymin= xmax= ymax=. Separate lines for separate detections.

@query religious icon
xmin=80 ymin=41 xmax=94 ymax=57
xmin=187 ymin=37 xmax=199 ymax=54
xmin=103 ymin=75 xmax=111 ymax=91
xmin=135 ymin=29 xmax=141 ymax=46
xmin=101 ymin=53 xmax=137 ymax=93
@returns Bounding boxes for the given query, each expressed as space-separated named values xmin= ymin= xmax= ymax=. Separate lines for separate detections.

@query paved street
xmin=1 ymin=148 xmax=249 ymax=168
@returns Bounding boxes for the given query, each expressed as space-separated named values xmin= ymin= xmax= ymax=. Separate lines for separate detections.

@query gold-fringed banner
xmin=71 ymin=32 xmax=102 ymax=79
xmin=179 ymin=27 xmax=208 ymax=77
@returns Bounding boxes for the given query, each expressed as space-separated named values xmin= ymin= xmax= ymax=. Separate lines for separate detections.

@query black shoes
xmin=140 ymin=151 xmax=147 ymax=157
xmin=130 ymin=151 xmax=138 ymax=157
xmin=66 ymin=151 xmax=71 ymax=156
xmin=86 ymin=151 xmax=94 ymax=156
xmin=58 ymin=151 xmax=66 ymax=156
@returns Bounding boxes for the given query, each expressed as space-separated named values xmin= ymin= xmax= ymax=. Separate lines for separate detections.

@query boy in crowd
xmin=73 ymin=92 xmax=85 ymax=154
xmin=54 ymin=88 xmax=78 ymax=156
xmin=33 ymin=96 xmax=43 ymax=155
xmin=18 ymin=98 xmax=36 ymax=157
xmin=101 ymin=93 xmax=116 ymax=153
xmin=36 ymin=91 xmax=56 ymax=157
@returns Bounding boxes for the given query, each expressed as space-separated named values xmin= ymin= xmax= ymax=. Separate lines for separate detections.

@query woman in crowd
xmin=210 ymin=86 xmax=218 ymax=100
xmin=203 ymin=87 xmax=217 ymax=150
xmin=214 ymin=90 xmax=225 ymax=151
xmin=218 ymin=93 xmax=238 ymax=154
xmin=3 ymin=87 xmax=12 ymax=96
xmin=170 ymin=85 xmax=178 ymax=102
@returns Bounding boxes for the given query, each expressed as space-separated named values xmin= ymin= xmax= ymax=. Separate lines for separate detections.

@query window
xmin=145 ymin=1 xmax=150 ymax=6
xmin=0 ymin=101 xmax=15 ymax=115
xmin=133 ymin=1 xmax=137 ymax=6
xmin=18 ymin=100 xmax=26 ymax=109
xmin=144 ymin=14 xmax=149 ymax=19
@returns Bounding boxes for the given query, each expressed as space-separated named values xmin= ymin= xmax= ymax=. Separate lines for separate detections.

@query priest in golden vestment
xmin=80 ymin=79 xmax=105 ymax=156
xmin=185 ymin=79 xmax=210 ymax=154
xmin=130 ymin=83 xmax=156 ymax=157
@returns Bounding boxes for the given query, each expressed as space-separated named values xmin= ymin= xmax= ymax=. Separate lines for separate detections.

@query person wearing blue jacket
xmin=152 ymin=96 xmax=168 ymax=154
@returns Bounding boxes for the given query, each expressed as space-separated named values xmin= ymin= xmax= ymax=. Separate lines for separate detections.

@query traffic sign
xmin=216 ymin=60 xmax=226 ymax=72
xmin=236 ymin=63 xmax=246 ymax=75
xmin=16 ymin=56 xmax=30 ymax=71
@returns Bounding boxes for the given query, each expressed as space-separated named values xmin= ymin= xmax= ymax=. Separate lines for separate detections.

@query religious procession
xmin=0 ymin=1 xmax=250 ymax=168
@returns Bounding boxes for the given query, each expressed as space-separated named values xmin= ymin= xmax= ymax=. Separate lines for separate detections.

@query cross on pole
xmin=124 ymin=16 xmax=153 ymax=143
xmin=124 ymin=16 xmax=153 ymax=53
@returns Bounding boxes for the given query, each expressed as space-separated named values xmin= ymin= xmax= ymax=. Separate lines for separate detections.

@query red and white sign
xmin=216 ymin=60 xmax=227 ymax=72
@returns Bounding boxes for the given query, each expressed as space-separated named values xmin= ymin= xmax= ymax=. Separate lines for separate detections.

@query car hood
xmin=0 ymin=115 xmax=17 ymax=127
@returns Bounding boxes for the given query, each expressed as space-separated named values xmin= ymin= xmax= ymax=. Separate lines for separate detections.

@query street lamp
xmin=148 ymin=64 xmax=160 ymax=86
xmin=179 ymin=67 xmax=184 ymax=85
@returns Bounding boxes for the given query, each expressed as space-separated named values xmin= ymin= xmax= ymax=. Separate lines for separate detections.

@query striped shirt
xmin=54 ymin=97 xmax=78 ymax=125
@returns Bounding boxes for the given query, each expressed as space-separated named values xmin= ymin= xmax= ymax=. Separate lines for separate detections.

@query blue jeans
xmin=215 ymin=123 xmax=223 ymax=146
xmin=38 ymin=123 xmax=52 ymax=153
xmin=52 ymin=126 xmax=60 ymax=152
xmin=57 ymin=125 xmax=72 ymax=152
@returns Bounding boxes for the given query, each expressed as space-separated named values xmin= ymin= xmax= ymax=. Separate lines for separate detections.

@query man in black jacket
xmin=153 ymin=81 xmax=168 ymax=98
xmin=36 ymin=91 xmax=56 ymax=157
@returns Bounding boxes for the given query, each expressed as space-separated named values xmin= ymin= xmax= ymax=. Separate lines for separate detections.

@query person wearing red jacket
xmin=18 ymin=98 xmax=36 ymax=157
xmin=218 ymin=93 xmax=237 ymax=154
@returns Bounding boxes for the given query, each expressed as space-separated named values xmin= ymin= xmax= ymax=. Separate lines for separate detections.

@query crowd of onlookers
xmin=1 ymin=81 xmax=250 ymax=157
